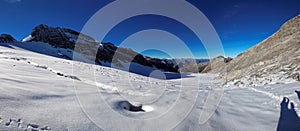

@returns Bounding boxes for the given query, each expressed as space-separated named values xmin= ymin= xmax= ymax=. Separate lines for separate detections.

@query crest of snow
xmin=21 ymin=35 xmax=34 ymax=42
xmin=142 ymin=105 xmax=154 ymax=112
xmin=97 ymin=44 xmax=104 ymax=52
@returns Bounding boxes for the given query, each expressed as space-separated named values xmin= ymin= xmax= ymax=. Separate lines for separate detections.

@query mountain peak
xmin=35 ymin=24 xmax=49 ymax=28
xmin=25 ymin=24 xmax=81 ymax=49
xmin=0 ymin=34 xmax=17 ymax=43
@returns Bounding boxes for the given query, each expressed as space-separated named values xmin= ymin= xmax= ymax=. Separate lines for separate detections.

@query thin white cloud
xmin=3 ymin=0 xmax=21 ymax=3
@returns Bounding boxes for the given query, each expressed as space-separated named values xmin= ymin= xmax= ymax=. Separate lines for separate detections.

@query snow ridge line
xmin=247 ymin=87 xmax=299 ymax=112
xmin=248 ymin=87 xmax=282 ymax=101
xmin=95 ymin=82 xmax=152 ymax=96
xmin=0 ymin=56 xmax=80 ymax=81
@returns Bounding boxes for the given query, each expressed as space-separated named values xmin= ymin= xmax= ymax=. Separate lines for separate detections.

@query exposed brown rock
xmin=204 ymin=14 xmax=300 ymax=85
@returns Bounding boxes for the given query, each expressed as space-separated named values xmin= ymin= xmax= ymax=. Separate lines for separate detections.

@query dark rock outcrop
xmin=224 ymin=57 xmax=233 ymax=63
xmin=26 ymin=24 xmax=180 ymax=73
xmin=96 ymin=42 xmax=179 ymax=72
xmin=96 ymin=42 xmax=152 ymax=67
xmin=28 ymin=24 xmax=94 ymax=49
xmin=0 ymin=34 xmax=17 ymax=43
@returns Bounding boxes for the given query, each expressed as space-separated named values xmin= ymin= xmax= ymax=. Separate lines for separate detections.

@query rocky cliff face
xmin=202 ymin=56 xmax=232 ymax=73
xmin=27 ymin=24 xmax=95 ymax=49
xmin=207 ymin=14 xmax=300 ymax=86
xmin=0 ymin=34 xmax=17 ymax=43
xmin=23 ymin=24 xmax=180 ymax=73
xmin=96 ymin=42 xmax=154 ymax=68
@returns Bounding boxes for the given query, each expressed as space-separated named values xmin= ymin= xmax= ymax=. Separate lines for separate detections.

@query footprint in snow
xmin=3 ymin=117 xmax=52 ymax=131
xmin=27 ymin=123 xmax=39 ymax=130
xmin=5 ymin=118 xmax=13 ymax=127
xmin=4 ymin=118 xmax=23 ymax=127
xmin=26 ymin=123 xmax=52 ymax=131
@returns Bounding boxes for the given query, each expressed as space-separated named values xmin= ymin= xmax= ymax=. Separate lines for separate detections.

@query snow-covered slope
xmin=1 ymin=42 xmax=300 ymax=130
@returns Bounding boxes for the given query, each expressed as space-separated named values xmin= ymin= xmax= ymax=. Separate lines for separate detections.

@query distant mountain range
xmin=204 ymin=14 xmax=300 ymax=86
xmin=0 ymin=24 xmax=209 ymax=74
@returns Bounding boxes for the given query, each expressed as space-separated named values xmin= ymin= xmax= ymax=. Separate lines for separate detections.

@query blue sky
xmin=1 ymin=0 xmax=300 ymax=58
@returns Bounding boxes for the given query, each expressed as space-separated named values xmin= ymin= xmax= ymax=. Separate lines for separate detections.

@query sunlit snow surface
xmin=0 ymin=42 xmax=299 ymax=130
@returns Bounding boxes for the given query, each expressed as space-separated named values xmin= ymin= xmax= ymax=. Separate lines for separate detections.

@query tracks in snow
xmin=0 ymin=55 xmax=80 ymax=81
xmin=0 ymin=117 xmax=52 ymax=131
xmin=245 ymin=86 xmax=300 ymax=113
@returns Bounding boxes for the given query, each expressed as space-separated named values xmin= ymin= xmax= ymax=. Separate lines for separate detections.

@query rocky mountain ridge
xmin=0 ymin=34 xmax=17 ymax=43
xmin=22 ymin=24 xmax=182 ymax=72
xmin=205 ymin=14 xmax=300 ymax=86
xmin=1 ymin=24 xmax=208 ymax=73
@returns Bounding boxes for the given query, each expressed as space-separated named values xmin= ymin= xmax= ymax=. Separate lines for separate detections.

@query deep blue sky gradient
xmin=1 ymin=0 xmax=300 ymax=58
